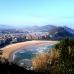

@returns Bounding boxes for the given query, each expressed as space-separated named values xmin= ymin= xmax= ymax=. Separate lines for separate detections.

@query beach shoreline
xmin=1 ymin=40 xmax=58 ymax=60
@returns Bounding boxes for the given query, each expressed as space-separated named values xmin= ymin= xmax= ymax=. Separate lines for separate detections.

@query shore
xmin=1 ymin=40 xmax=58 ymax=59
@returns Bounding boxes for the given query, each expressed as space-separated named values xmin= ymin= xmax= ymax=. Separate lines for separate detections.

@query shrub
xmin=32 ymin=38 xmax=74 ymax=74
xmin=32 ymin=49 xmax=59 ymax=73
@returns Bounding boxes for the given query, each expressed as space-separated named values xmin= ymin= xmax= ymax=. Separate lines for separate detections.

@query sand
xmin=1 ymin=40 xmax=58 ymax=59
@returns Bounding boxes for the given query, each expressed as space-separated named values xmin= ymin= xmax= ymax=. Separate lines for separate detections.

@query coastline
xmin=1 ymin=40 xmax=58 ymax=60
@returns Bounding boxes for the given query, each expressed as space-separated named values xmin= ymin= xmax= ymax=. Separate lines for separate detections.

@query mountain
xmin=1 ymin=24 xmax=74 ymax=33
xmin=0 ymin=25 xmax=24 ymax=33
xmin=21 ymin=25 xmax=57 ymax=32
xmin=21 ymin=25 xmax=74 ymax=39
xmin=0 ymin=24 xmax=74 ymax=39
xmin=0 ymin=24 xmax=15 ymax=29
xmin=49 ymin=26 xmax=74 ymax=40
xmin=40 ymin=25 xmax=57 ymax=32
xmin=63 ymin=26 xmax=74 ymax=34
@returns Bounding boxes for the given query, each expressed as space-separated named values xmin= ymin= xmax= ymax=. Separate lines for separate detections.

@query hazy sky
xmin=0 ymin=0 xmax=74 ymax=28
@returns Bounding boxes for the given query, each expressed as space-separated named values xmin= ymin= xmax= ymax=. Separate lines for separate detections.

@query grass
xmin=32 ymin=48 xmax=59 ymax=72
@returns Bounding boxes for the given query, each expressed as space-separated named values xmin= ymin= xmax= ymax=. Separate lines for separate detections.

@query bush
xmin=32 ymin=38 xmax=74 ymax=74
xmin=55 ymin=38 xmax=74 ymax=74
xmin=32 ymin=49 xmax=59 ymax=73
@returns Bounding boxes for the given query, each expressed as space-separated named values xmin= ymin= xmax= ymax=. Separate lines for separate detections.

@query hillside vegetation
xmin=32 ymin=38 xmax=74 ymax=74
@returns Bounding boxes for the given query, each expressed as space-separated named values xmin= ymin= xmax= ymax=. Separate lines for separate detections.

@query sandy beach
xmin=1 ymin=40 xmax=58 ymax=59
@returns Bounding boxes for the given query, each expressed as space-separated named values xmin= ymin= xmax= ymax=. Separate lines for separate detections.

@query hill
xmin=48 ymin=26 xmax=74 ymax=40
xmin=0 ymin=24 xmax=74 ymax=39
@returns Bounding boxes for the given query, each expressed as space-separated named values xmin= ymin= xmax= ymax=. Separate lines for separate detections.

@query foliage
xmin=32 ymin=49 xmax=59 ymax=73
xmin=55 ymin=38 xmax=74 ymax=74
xmin=32 ymin=38 xmax=74 ymax=74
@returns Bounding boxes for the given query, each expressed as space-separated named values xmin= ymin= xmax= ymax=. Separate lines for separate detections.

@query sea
xmin=11 ymin=44 xmax=53 ymax=70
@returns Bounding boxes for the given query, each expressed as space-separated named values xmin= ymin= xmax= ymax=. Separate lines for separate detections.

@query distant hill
xmin=0 ymin=24 xmax=74 ymax=39
xmin=21 ymin=25 xmax=74 ymax=33
xmin=0 ymin=25 xmax=24 ymax=34
xmin=0 ymin=24 xmax=74 ymax=33
xmin=49 ymin=26 xmax=74 ymax=40
xmin=22 ymin=25 xmax=57 ymax=32
xmin=0 ymin=24 xmax=15 ymax=29
xmin=63 ymin=26 xmax=74 ymax=34
xmin=22 ymin=25 xmax=74 ymax=39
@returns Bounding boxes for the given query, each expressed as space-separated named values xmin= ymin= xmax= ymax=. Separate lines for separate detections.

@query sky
xmin=0 ymin=0 xmax=74 ymax=29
